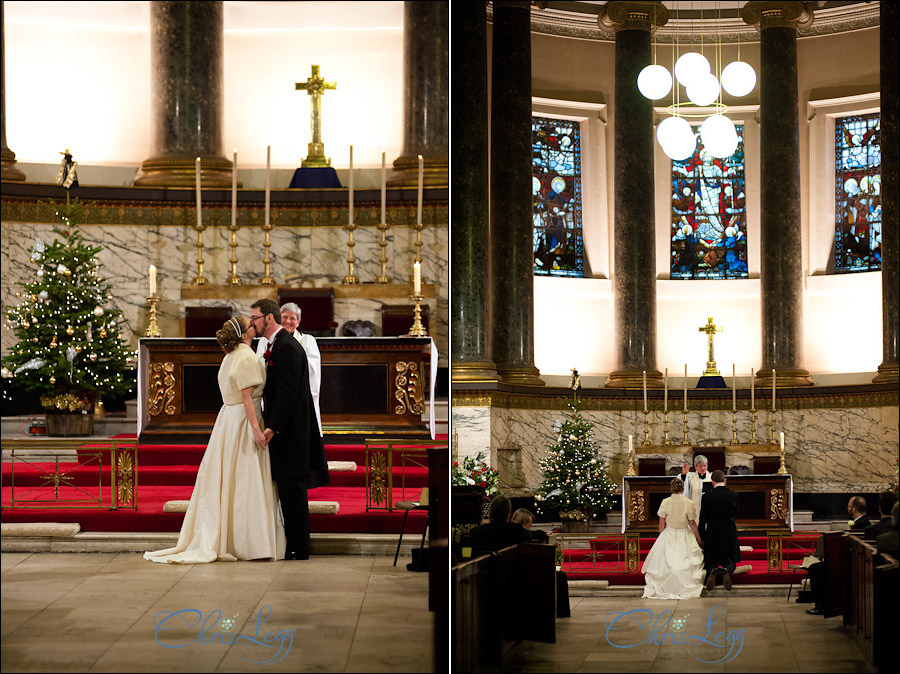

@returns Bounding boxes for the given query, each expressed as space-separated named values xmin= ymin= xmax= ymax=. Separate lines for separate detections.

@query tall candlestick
xmin=414 ymin=260 xmax=421 ymax=294
xmin=349 ymin=145 xmax=354 ymax=225
xmin=683 ymin=364 xmax=688 ymax=412
xmin=663 ymin=368 xmax=668 ymax=412
xmin=231 ymin=150 xmax=237 ymax=227
xmin=772 ymin=368 xmax=776 ymax=412
xmin=417 ymin=154 xmax=423 ymax=225
xmin=751 ymin=367 xmax=755 ymax=409
xmin=149 ymin=265 xmax=156 ymax=296
xmin=195 ymin=157 xmax=201 ymax=227
xmin=642 ymin=371 xmax=648 ymax=412
xmin=381 ymin=150 xmax=386 ymax=225
xmin=732 ymin=364 xmax=736 ymax=410
xmin=264 ymin=146 xmax=271 ymax=227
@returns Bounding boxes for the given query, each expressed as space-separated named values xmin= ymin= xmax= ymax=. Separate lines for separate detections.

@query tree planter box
xmin=46 ymin=413 xmax=94 ymax=437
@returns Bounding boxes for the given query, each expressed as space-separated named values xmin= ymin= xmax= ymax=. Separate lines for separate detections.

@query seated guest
xmin=876 ymin=502 xmax=899 ymax=557
xmin=847 ymin=495 xmax=870 ymax=530
xmin=469 ymin=494 xmax=530 ymax=551
xmin=864 ymin=491 xmax=898 ymax=540
xmin=511 ymin=508 xmax=549 ymax=543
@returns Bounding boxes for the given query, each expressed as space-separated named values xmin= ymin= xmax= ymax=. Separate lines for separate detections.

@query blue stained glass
xmin=834 ymin=112 xmax=881 ymax=273
xmin=533 ymin=116 xmax=584 ymax=277
xmin=670 ymin=125 xmax=748 ymax=280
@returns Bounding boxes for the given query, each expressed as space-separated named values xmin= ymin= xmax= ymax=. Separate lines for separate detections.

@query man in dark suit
xmin=864 ymin=491 xmax=898 ymax=541
xmin=468 ymin=494 xmax=530 ymax=552
xmin=251 ymin=299 xmax=330 ymax=560
xmin=699 ymin=470 xmax=740 ymax=592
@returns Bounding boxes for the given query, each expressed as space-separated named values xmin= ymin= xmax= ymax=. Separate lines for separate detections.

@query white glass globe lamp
xmin=637 ymin=64 xmax=673 ymax=100
xmin=658 ymin=116 xmax=696 ymax=161
xmin=700 ymin=115 xmax=739 ymax=158
xmin=674 ymin=52 xmax=710 ymax=86
xmin=721 ymin=61 xmax=757 ymax=97
xmin=686 ymin=73 xmax=721 ymax=107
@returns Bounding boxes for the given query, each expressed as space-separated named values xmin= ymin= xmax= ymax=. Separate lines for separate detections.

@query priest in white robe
xmin=683 ymin=454 xmax=712 ymax=515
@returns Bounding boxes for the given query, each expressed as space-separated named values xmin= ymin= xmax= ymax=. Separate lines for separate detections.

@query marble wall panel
xmin=449 ymin=403 xmax=899 ymax=495
xmin=1 ymin=221 xmax=448 ymax=367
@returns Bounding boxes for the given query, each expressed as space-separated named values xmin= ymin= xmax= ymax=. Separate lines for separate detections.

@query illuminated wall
xmin=3 ymin=1 xmax=404 ymax=169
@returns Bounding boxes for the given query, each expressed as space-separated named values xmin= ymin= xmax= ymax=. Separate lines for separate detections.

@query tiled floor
xmin=0 ymin=552 xmax=434 ymax=673
xmin=498 ymin=596 xmax=875 ymax=673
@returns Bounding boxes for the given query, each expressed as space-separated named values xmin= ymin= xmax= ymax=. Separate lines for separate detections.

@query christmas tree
xmin=534 ymin=369 xmax=617 ymax=522
xmin=1 ymin=199 xmax=136 ymax=412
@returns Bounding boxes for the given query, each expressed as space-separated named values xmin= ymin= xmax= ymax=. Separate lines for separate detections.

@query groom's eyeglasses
xmin=249 ymin=314 xmax=265 ymax=326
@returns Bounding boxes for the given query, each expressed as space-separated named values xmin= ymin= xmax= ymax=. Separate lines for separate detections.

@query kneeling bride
xmin=641 ymin=477 xmax=705 ymax=599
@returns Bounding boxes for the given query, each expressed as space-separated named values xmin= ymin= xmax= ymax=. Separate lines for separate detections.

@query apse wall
xmin=521 ymin=24 xmax=885 ymax=378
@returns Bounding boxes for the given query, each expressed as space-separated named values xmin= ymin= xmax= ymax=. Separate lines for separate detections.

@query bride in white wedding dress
xmin=641 ymin=477 xmax=705 ymax=599
xmin=144 ymin=316 xmax=285 ymax=564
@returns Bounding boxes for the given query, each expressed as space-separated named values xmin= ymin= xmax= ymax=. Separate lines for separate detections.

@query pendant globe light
xmin=686 ymin=72 xmax=721 ymax=106
xmin=721 ymin=61 xmax=757 ymax=97
xmin=637 ymin=64 xmax=673 ymax=100
xmin=673 ymin=51 xmax=710 ymax=87
xmin=700 ymin=114 xmax=738 ymax=159
xmin=657 ymin=116 xmax=696 ymax=161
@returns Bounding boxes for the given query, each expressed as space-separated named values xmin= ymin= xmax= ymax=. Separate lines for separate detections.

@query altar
xmin=622 ymin=474 xmax=793 ymax=533
xmin=137 ymin=337 xmax=437 ymax=444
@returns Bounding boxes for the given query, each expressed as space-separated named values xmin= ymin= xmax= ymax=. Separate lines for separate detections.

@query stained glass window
xmin=833 ymin=113 xmax=881 ymax=273
xmin=670 ymin=125 xmax=748 ymax=280
xmin=533 ymin=116 xmax=584 ymax=277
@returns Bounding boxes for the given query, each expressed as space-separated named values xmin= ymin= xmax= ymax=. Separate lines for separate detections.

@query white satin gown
xmin=144 ymin=343 xmax=285 ymax=564
xmin=641 ymin=493 xmax=705 ymax=599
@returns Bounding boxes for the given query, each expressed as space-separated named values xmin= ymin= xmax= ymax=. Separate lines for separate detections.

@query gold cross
xmin=295 ymin=65 xmax=336 ymax=167
xmin=698 ymin=317 xmax=723 ymax=375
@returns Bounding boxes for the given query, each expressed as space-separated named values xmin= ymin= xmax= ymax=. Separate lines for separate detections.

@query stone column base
xmin=388 ymin=154 xmax=448 ymax=187
xmin=452 ymin=361 xmax=500 ymax=383
xmin=873 ymin=362 xmax=899 ymax=384
xmin=496 ymin=364 xmax=544 ymax=387
xmin=605 ymin=369 xmax=665 ymax=389
xmin=754 ymin=367 xmax=814 ymax=388
xmin=134 ymin=156 xmax=235 ymax=188
xmin=1 ymin=148 xmax=26 ymax=182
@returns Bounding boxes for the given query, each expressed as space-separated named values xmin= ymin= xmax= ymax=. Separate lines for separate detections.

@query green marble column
xmin=390 ymin=1 xmax=448 ymax=188
xmin=490 ymin=0 xmax=543 ymax=386
xmin=134 ymin=1 xmax=232 ymax=187
xmin=875 ymin=1 xmax=899 ymax=383
xmin=451 ymin=1 xmax=498 ymax=383
xmin=1 ymin=2 xmax=25 ymax=183
xmin=743 ymin=2 xmax=814 ymax=389
xmin=601 ymin=2 xmax=667 ymax=390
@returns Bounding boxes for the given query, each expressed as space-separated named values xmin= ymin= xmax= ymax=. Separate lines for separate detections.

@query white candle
xmin=414 ymin=260 xmax=421 ymax=294
xmin=663 ymin=368 xmax=668 ymax=413
xmin=772 ymin=368 xmax=776 ymax=412
xmin=231 ymin=149 xmax=237 ymax=227
xmin=349 ymin=145 xmax=354 ymax=226
xmin=264 ymin=146 xmax=271 ymax=227
xmin=149 ymin=265 xmax=156 ymax=296
xmin=732 ymin=364 xmax=736 ymax=410
xmin=683 ymin=364 xmax=688 ymax=412
xmin=779 ymin=431 xmax=785 ymax=451
xmin=195 ymin=157 xmax=201 ymax=227
xmin=381 ymin=150 xmax=386 ymax=225
xmin=751 ymin=367 xmax=755 ymax=409
xmin=628 ymin=434 xmax=633 ymax=454
xmin=642 ymin=371 xmax=647 ymax=412
xmin=417 ymin=154 xmax=423 ymax=225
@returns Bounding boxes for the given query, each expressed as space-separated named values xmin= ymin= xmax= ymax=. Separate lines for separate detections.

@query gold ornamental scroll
xmin=394 ymin=361 xmax=425 ymax=415
xmin=148 ymin=362 xmax=176 ymax=416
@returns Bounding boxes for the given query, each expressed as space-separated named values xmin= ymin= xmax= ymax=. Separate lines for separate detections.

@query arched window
xmin=670 ymin=125 xmax=748 ymax=280
xmin=532 ymin=116 xmax=584 ymax=277
xmin=833 ymin=112 xmax=881 ymax=273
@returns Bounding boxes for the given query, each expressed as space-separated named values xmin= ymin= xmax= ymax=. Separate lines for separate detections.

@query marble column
xmin=389 ymin=1 xmax=448 ymax=188
xmin=490 ymin=0 xmax=543 ymax=386
xmin=875 ymin=1 xmax=899 ymax=383
xmin=1 ymin=2 xmax=26 ymax=182
xmin=743 ymin=2 xmax=814 ymax=388
xmin=451 ymin=1 xmax=498 ymax=383
xmin=600 ymin=2 xmax=667 ymax=390
xmin=134 ymin=1 xmax=232 ymax=187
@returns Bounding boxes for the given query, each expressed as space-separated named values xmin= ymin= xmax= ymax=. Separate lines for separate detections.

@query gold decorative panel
xmin=769 ymin=488 xmax=788 ymax=521
xmin=148 ymin=362 xmax=176 ymax=416
xmin=394 ymin=361 xmax=424 ymax=416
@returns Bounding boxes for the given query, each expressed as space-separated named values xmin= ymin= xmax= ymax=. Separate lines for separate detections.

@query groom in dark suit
xmin=251 ymin=299 xmax=330 ymax=560
xmin=699 ymin=469 xmax=741 ymax=591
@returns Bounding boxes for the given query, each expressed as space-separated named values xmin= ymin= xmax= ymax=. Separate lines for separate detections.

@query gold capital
xmin=741 ymin=1 xmax=814 ymax=31
xmin=599 ymin=1 xmax=668 ymax=33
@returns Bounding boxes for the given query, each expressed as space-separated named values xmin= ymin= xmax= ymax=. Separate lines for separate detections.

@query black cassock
xmin=699 ymin=485 xmax=741 ymax=571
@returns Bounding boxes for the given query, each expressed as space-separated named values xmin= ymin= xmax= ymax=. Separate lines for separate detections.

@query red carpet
xmin=1 ymin=434 xmax=440 ymax=535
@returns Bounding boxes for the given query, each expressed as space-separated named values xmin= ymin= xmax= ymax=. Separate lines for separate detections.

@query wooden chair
xmin=184 ymin=306 xmax=232 ymax=337
xmin=394 ymin=487 xmax=429 ymax=567
xmin=277 ymin=288 xmax=335 ymax=337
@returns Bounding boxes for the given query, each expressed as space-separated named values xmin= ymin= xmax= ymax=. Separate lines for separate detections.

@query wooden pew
xmin=452 ymin=542 xmax=557 ymax=672
xmin=872 ymin=552 xmax=898 ymax=673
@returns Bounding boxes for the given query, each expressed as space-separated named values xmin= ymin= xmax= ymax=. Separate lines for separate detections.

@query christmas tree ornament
xmin=89 ymin=353 xmax=97 ymax=362
xmin=49 ymin=376 xmax=56 ymax=384
xmin=66 ymin=325 xmax=74 ymax=335
xmin=37 ymin=269 xmax=44 ymax=277
xmin=1 ymin=367 xmax=10 ymax=378
xmin=57 ymin=264 xmax=68 ymax=275
xmin=38 ymin=291 xmax=48 ymax=300
xmin=93 ymin=306 xmax=104 ymax=317
xmin=99 ymin=328 xmax=107 ymax=338
xmin=75 ymin=346 xmax=82 ymax=353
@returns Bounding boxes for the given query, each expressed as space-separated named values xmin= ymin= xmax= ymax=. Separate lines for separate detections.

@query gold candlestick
xmin=414 ymin=220 xmax=424 ymax=265
xmin=642 ymin=410 xmax=650 ymax=446
xmin=145 ymin=295 xmax=161 ymax=337
xmin=682 ymin=410 xmax=689 ymax=446
xmin=777 ymin=444 xmax=788 ymax=475
xmin=192 ymin=223 xmax=208 ymax=285
xmin=626 ymin=445 xmax=636 ymax=476
xmin=343 ymin=222 xmax=360 ymax=284
xmin=732 ymin=410 xmax=738 ymax=444
xmin=376 ymin=220 xmax=390 ymax=283
xmin=227 ymin=223 xmax=242 ymax=285
xmin=260 ymin=221 xmax=275 ymax=285
xmin=663 ymin=410 xmax=670 ymax=445
xmin=407 ymin=292 xmax=427 ymax=336
xmin=770 ymin=409 xmax=777 ymax=446
xmin=750 ymin=408 xmax=757 ymax=444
